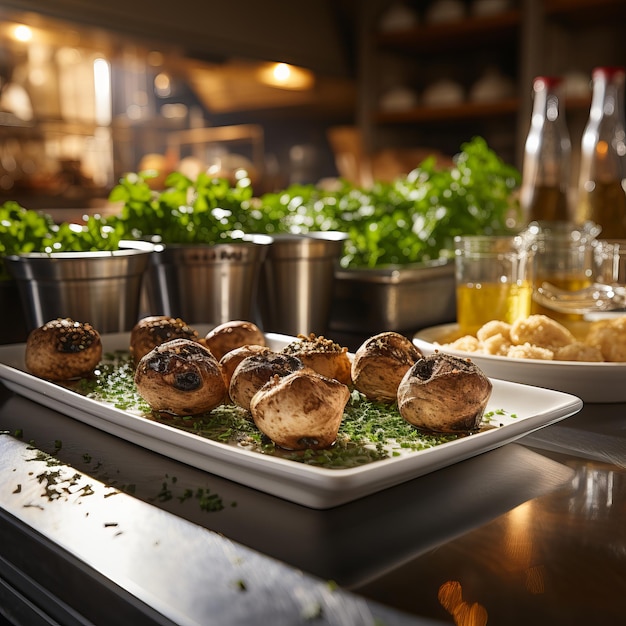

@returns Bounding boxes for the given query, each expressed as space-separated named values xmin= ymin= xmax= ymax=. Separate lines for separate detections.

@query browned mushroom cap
xmin=205 ymin=320 xmax=265 ymax=361
xmin=397 ymin=353 xmax=492 ymax=433
xmin=281 ymin=333 xmax=352 ymax=385
xmin=229 ymin=351 xmax=304 ymax=411
xmin=351 ymin=331 xmax=423 ymax=402
xmin=250 ymin=368 xmax=350 ymax=450
xmin=134 ymin=338 xmax=227 ymax=416
xmin=25 ymin=318 xmax=102 ymax=381
xmin=219 ymin=344 xmax=274 ymax=390
xmin=130 ymin=316 xmax=200 ymax=362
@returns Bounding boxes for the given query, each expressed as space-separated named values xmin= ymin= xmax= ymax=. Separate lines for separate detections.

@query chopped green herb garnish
xmin=64 ymin=351 xmax=510 ymax=471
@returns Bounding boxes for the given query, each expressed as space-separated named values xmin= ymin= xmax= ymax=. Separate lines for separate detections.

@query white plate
xmin=0 ymin=331 xmax=582 ymax=509
xmin=414 ymin=323 xmax=626 ymax=403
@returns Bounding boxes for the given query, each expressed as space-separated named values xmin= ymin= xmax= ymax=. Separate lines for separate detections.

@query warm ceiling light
xmin=273 ymin=63 xmax=291 ymax=82
xmin=13 ymin=24 xmax=33 ymax=42
xmin=154 ymin=72 xmax=171 ymax=97
xmin=257 ymin=62 xmax=314 ymax=90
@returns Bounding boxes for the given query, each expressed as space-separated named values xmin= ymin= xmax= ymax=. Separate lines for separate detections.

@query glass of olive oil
xmin=454 ymin=235 xmax=534 ymax=336
xmin=527 ymin=221 xmax=600 ymax=331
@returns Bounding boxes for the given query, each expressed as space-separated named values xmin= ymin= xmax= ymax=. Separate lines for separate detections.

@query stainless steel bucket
xmin=330 ymin=260 xmax=457 ymax=333
xmin=4 ymin=241 xmax=154 ymax=334
xmin=144 ymin=236 xmax=272 ymax=326
xmin=257 ymin=232 xmax=348 ymax=336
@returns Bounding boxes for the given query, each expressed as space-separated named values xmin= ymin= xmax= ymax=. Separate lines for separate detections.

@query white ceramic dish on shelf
xmin=414 ymin=323 xmax=626 ymax=403
xmin=0 ymin=331 xmax=582 ymax=508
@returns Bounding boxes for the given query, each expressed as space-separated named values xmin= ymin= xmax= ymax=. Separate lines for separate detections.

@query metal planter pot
xmin=144 ymin=236 xmax=272 ymax=326
xmin=4 ymin=241 xmax=154 ymax=334
xmin=257 ymin=232 xmax=348 ymax=336
xmin=329 ymin=260 xmax=457 ymax=334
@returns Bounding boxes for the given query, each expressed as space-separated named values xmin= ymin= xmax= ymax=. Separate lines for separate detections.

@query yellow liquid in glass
xmin=532 ymin=273 xmax=593 ymax=335
xmin=456 ymin=281 xmax=533 ymax=336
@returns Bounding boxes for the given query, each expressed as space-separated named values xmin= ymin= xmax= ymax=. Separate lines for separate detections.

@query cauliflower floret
xmin=507 ymin=343 xmax=554 ymax=360
xmin=585 ymin=316 xmax=626 ymax=362
xmin=510 ymin=314 xmax=575 ymax=349
xmin=476 ymin=320 xmax=512 ymax=343
xmin=554 ymin=342 xmax=604 ymax=362
xmin=481 ymin=333 xmax=512 ymax=356
xmin=445 ymin=335 xmax=482 ymax=353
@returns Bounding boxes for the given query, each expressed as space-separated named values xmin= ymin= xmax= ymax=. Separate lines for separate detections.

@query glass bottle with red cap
xmin=576 ymin=66 xmax=626 ymax=239
xmin=520 ymin=76 xmax=571 ymax=223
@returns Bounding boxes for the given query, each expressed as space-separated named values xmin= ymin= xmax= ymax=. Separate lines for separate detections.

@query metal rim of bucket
xmin=265 ymin=231 xmax=349 ymax=260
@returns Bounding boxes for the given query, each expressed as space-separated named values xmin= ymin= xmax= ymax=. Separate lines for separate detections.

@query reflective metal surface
xmin=258 ymin=232 xmax=348 ymax=336
xmin=144 ymin=238 xmax=272 ymax=326
xmin=4 ymin=242 xmax=154 ymax=334
xmin=330 ymin=261 xmax=456 ymax=334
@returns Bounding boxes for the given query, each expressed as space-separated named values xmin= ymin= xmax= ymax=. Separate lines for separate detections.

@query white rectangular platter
xmin=0 ymin=331 xmax=583 ymax=509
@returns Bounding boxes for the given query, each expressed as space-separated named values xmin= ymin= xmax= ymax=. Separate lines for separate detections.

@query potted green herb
xmin=107 ymin=136 xmax=520 ymax=335
xmin=254 ymin=136 xmax=522 ymax=333
xmin=0 ymin=201 xmax=154 ymax=335
xmin=108 ymin=171 xmax=272 ymax=326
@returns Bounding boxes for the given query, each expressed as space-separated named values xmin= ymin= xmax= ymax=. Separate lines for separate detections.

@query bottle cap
xmin=533 ymin=76 xmax=562 ymax=88
xmin=592 ymin=66 xmax=626 ymax=80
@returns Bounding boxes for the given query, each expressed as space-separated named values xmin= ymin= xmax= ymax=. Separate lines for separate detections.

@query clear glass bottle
xmin=520 ymin=76 xmax=572 ymax=223
xmin=576 ymin=66 xmax=626 ymax=239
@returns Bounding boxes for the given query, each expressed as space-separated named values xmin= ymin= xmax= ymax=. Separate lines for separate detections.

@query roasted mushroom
xmin=135 ymin=338 xmax=227 ymax=416
xmin=205 ymin=320 xmax=266 ymax=361
xmin=250 ymin=368 xmax=350 ymax=450
xmin=351 ymin=331 xmax=423 ymax=402
xmin=397 ymin=353 xmax=492 ymax=433
xmin=219 ymin=344 xmax=273 ymax=389
xmin=229 ymin=351 xmax=304 ymax=411
xmin=25 ymin=318 xmax=102 ymax=381
xmin=281 ymin=333 xmax=352 ymax=385
xmin=130 ymin=315 xmax=200 ymax=362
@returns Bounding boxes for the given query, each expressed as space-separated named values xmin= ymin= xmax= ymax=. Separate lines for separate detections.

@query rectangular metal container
xmin=329 ymin=260 xmax=456 ymax=334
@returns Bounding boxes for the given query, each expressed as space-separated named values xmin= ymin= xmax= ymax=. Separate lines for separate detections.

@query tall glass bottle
xmin=520 ymin=76 xmax=571 ymax=223
xmin=576 ymin=66 xmax=626 ymax=239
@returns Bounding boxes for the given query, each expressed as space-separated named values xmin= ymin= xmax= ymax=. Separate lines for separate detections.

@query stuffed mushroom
xmin=229 ymin=351 xmax=304 ymax=411
xmin=25 ymin=318 xmax=102 ymax=381
xmin=281 ymin=333 xmax=352 ymax=385
xmin=135 ymin=338 xmax=227 ymax=416
xmin=219 ymin=344 xmax=273 ymax=389
xmin=130 ymin=315 xmax=200 ymax=362
xmin=397 ymin=353 xmax=492 ymax=433
xmin=205 ymin=320 xmax=265 ymax=361
xmin=250 ymin=368 xmax=350 ymax=450
xmin=351 ymin=331 xmax=423 ymax=402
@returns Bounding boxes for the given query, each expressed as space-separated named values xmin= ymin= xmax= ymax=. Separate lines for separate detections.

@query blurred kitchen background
xmin=0 ymin=0 xmax=624 ymax=213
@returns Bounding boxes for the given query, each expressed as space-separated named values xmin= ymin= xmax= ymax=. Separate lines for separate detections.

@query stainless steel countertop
xmin=1 ymin=382 xmax=625 ymax=625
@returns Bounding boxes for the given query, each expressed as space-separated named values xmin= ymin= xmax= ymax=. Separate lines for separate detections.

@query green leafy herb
xmin=253 ymin=136 xmax=520 ymax=268
xmin=108 ymin=170 xmax=256 ymax=244
xmin=0 ymin=200 xmax=125 ymax=280
xmin=1 ymin=137 xmax=519 ymax=280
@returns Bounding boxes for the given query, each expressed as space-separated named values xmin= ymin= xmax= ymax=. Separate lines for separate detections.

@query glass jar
xmin=575 ymin=66 xmax=626 ymax=239
xmin=520 ymin=76 xmax=572 ymax=223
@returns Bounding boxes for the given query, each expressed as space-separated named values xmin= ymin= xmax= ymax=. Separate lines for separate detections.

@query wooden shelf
xmin=545 ymin=0 xmax=626 ymax=22
xmin=369 ymin=96 xmax=588 ymax=128
xmin=373 ymin=97 xmax=520 ymax=124
xmin=375 ymin=9 xmax=521 ymax=54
